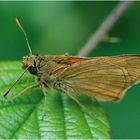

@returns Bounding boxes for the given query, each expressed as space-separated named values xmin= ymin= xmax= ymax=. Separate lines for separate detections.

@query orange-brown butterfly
xmin=4 ymin=18 xmax=140 ymax=117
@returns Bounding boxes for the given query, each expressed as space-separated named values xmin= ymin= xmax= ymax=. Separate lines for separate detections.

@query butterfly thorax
xmin=22 ymin=54 xmax=71 ymax=91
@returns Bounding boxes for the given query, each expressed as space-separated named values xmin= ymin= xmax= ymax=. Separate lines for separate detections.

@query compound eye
xmin=28 ymin=66 xmax=37 ymax=75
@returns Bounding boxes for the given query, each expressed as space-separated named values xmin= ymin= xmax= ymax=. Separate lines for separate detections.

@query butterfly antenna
xmin=16 ymin=18 xmax=33 ymax=55
xmin=3 ymin=67 xmax=28 ymax=97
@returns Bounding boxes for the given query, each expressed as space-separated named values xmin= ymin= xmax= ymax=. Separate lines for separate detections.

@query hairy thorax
xmin=36 ymin=55 xmax=71 ymax=92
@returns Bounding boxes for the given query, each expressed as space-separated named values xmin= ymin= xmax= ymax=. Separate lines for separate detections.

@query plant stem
xmin=77 ymin=1 xmax=133 ymax=57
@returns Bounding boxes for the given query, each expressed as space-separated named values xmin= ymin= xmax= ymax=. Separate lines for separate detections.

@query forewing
xmin=59 ymin=55 xmax=140 ymax=102
xmin=48 ymin=55 xmax=91 ymax=65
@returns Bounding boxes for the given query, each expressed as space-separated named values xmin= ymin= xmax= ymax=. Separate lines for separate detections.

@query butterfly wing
xmin=58 ymin=55 xmax=140 ymax=102
xmin=48 ymin=55 xmax=91 ymax=65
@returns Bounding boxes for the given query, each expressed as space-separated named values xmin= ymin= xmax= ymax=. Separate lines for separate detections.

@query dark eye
xmin=28 ymin=66 xmax=37 ymax=75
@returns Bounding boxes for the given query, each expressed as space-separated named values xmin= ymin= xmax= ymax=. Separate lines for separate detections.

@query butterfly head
xmin=22 ymin=55 xmax=38 ymax=75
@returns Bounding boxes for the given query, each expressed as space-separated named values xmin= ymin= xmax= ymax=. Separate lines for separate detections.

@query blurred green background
xmin=0 ymin=1 xmax=140 ymax=138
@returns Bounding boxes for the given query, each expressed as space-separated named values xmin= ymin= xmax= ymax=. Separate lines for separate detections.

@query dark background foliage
xmin=0 ymin=1 xmax=140 ymax=138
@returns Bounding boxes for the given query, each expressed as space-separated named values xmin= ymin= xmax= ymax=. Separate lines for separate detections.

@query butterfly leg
xmin=66 ymin=93 xmax=95 ymax=120
xmin=40 ymin=84 xmax=49 ymax=120
xmin=4 ymin=83 xmax=39 ymax=103
xmin=22 ymin=75 xmax=31 ymax=87
xmin=91 ymin=97 xmax=99 ymax=106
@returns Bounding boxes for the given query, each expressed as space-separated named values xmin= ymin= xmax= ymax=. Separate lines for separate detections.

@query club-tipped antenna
xmin=3 ymin=67 xmax=29 ymax=97
xmin=16 ymin=18 xmax=33 ymax=55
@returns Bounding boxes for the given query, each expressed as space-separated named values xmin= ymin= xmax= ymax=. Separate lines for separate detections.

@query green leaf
xmin=0 ymin=61 xmax=110 ymax=139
